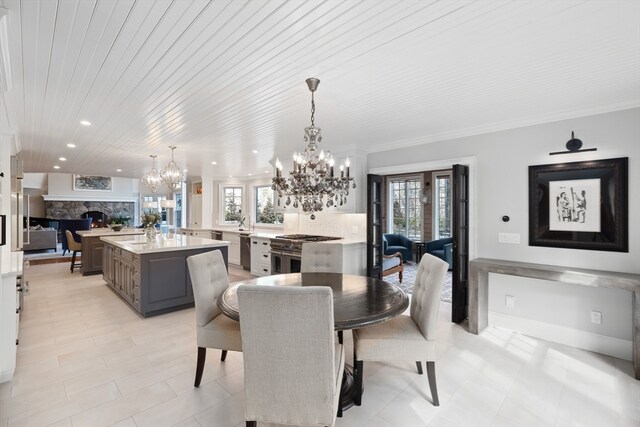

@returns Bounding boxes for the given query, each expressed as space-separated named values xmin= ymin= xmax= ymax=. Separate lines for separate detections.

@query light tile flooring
xmin=2 ymin=263 xmax=639 ymax=427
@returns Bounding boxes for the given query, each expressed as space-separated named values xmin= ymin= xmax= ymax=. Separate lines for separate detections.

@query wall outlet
xmin=590 ymin=311 xmax=602 ymax=324
xmin=505 ymin=295 xmax=515 ymax=308
xmin=351 ymin=225 xmax=359 ymax=234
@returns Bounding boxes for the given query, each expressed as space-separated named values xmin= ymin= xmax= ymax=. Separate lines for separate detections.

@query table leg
xmin=340 ymin=365 xmax=358 ymax=410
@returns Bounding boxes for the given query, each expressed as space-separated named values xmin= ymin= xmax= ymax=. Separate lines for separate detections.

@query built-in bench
xmin=469 ymin=258 xmax=640 ymax=379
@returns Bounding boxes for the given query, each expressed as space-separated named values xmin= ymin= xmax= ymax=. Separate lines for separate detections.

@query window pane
xmin=435 ymin=175 xmax=451 ymax=238
xmin=224 ymin=187 xmax=243 ymax=222
xmin=255 ymin=186 xmax=283 ymax=224
xmin=389 ymin=178 xmax=422 ymax=241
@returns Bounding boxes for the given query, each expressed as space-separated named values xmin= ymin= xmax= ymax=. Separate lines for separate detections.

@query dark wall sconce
xmin=549 ymin=131 xmax=597 ymax=155
xmin=422 ymin=181 xmax=432 ymax=204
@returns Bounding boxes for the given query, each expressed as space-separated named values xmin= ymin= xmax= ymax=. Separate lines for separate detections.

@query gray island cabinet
xmin=77 ymin=229 xmax=144 ymax=276
xmin=101 ymin=235 xmax=229 ymax=317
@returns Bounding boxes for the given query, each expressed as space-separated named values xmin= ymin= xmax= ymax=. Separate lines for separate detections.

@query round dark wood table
xmin=217 ymin=272 xmax=409 ymax=410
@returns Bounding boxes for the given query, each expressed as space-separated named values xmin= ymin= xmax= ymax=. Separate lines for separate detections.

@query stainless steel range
xmin=270 ymin=234 xmax=342 ymax=274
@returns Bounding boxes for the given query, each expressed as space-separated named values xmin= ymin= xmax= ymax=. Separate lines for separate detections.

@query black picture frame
xmin=529 ymin=157 xmax=628 ymax=252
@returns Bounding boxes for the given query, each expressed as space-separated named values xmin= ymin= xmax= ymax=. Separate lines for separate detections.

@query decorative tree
xmin=258 ymin=198 xmax=278 ymax=223
xmin=225 ymin=198 xmax=242 ymax=222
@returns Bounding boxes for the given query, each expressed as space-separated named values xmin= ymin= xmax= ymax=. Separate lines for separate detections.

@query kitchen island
xmin=101 ymin=235 xmax=230 ymax=317
xmin=77 ymin=228 xmax=144 ymax=276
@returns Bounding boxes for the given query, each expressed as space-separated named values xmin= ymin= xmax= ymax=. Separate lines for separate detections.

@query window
xmin=255 ymin=186 xmax=283 ymax=224
xmin=224 ymin=186 xmax=243 ymax=222
xmin=388 ymin=177 xmax=422 ymax=240
xmin=175 ymin=192 xmax=182 ymax=227
xmin=433 ymin=172 xmax=452 ymax=239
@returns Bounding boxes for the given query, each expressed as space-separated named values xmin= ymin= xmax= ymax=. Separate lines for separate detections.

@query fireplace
xmin=81 ymin=211 xmax=108 ymax=228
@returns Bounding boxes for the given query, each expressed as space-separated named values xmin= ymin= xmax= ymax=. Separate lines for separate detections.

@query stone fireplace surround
xmin=45 ymin=201 xmax=135 ymax=222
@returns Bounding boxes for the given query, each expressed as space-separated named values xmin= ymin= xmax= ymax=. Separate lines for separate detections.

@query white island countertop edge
xmin=100 ymin=235 xmax=230 ymax=255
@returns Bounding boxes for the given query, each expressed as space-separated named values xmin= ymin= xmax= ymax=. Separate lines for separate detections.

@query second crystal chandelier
xmin=143 ymin=146 xmax=184 ymax=193
xmin=272 ymin=78 xmax=355 ymax=219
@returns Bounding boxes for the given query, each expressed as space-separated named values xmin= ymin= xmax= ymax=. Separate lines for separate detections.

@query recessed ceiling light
xmin=58 ymin=157 xmax=66 ymax=161
xmin=116 ymin=169 xmax=122 ymax=172
xmin=53 ymin=165 xmax=60 ymax=169
xmin=264 ymin=170 xmax=270 ymax=173
xmin=252 ymin=150 xmax=258 ymax=154
xmin=211 ymin=161 xmax=217 ymax=165
xmin=66 ymin=143 xmax=76 ymax=148
xmin=248 ymin=173 xmax=252 ymax=176
xmin=228 ymin=175 xmax=232 ymax=178
xmin=183 ymin=169 xmax=188 ymax=173
xmin=80 ymin=120 xmax=91 ymax=126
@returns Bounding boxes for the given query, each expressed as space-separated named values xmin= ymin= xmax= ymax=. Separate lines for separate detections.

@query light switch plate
xmin=498 ymin=232 xmax=521 ymax=244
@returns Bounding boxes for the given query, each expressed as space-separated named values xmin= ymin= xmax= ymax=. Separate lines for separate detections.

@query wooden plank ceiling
xmin=1 ymin=0 xmax=639 ymax=180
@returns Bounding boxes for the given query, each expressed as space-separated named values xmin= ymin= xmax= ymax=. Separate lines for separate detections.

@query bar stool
xmin=65 ymin=230 xmax=82 ymax=273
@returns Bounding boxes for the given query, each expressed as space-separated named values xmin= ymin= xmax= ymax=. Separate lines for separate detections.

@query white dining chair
xmin=352 ymin=253 xmax=449 ymax=406
xmin=301 ymin=241 xmax=345 ymax=344
xmin=301 ymin=242 xmax=343 ymax=273
xmin=186 ymin=250 xmax=242 ymax=387
xmin=237 ymin=284 xmax=344 ymax=427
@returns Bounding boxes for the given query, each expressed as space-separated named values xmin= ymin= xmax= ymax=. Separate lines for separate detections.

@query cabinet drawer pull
xmin=262 ymin=254 xmax=268 ymax=258
xmin=263 ymin=268 xmax=268 ymax=272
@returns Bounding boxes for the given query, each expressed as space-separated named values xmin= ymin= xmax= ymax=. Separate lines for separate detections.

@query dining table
xmin=217 ymin=272 xmax=410 ymax=409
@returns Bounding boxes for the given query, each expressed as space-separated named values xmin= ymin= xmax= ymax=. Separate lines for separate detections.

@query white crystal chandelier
xmin=160 ymin=146 xmax=184 ymax=191
xmin=272 ymin=78 xmax=355 ymax=219
xmin=142 ymin=155 xmax=161 ymax=193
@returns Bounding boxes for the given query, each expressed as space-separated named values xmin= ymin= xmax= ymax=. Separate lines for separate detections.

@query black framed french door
xmin=452 ymin=164 xmax=469 ymax=323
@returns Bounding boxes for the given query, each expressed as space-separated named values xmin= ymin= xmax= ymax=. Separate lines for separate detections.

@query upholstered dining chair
xmin=186 ymin=250 xmax=242 ymax=387
xmin=65 ymin=230 xmax=82 ymax=273
xmin=301 ymin=242 xmax=343 ymax=273
xmin=301 ymin=242 xmax=345 ymax=344
xmin=237 ymin=285 xmax=344 ymax=427
xmin=353 ymin=253 xmax=449 ymax=406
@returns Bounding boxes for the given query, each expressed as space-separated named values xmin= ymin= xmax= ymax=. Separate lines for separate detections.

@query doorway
xmin=368 ymin=157 xmax=476 ymax=324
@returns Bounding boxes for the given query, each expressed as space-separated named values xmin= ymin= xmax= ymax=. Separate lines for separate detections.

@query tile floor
xmin=1 ymin=262 xmax=639 ymax=427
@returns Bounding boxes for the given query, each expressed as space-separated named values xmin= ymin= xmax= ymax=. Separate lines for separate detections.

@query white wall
xmin=367 ymin=108 xmax=640 ymax=353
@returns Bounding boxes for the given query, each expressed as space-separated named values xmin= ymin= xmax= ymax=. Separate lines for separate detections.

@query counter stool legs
xmin=70 ymin=250 xmax=80 ymax=272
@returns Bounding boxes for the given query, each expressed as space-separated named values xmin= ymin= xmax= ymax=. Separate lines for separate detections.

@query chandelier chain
xmin=310 ymin=92 xmax=315 ymax=127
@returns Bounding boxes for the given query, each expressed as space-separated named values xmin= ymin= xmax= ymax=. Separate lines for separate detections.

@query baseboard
xmin=488 ymin=311 xmax=632 ymax=361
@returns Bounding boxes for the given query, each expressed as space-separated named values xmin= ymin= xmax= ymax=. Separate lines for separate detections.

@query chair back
xmin=237 ymin=285 xmax=337 ymax=426
xmin=300 ymin=242 xmax=343 ymax=273
xmin=65 ymin=230 xmax=81 ymax=251
xmin=59 ymin=218 xmax=93 ymax=250
xmin=186 ymin=250 xmax=229 ymax=327
xmin=410 ymin=254 xmax=449 ymax=341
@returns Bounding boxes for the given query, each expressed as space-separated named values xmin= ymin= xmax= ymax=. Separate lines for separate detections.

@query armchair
xmin=425 ymin=237 xmax=453 ymax=269
xmin=383 ymin=233 xmax=413 ymax=262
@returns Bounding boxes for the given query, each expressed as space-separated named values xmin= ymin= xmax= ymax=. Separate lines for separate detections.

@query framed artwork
xmin=529 ymin=157 xmax=628 ymax=252
xmin=73 ymin=175 xmax=113 ymax=191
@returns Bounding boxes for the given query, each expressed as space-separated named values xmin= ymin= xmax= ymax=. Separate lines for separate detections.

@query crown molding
xmin=366 ymin=102 xmax=640 ymax=154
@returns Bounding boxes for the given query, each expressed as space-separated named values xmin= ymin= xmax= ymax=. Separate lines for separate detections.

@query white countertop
xmin=101 ymin=234 xmax=230 ymax=254
xmin=77 ymin=228 xmax=144 ymax=237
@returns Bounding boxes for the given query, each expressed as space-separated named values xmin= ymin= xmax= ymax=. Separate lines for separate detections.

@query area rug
xmin=384 ymin=262 xmax=452 ymax=303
